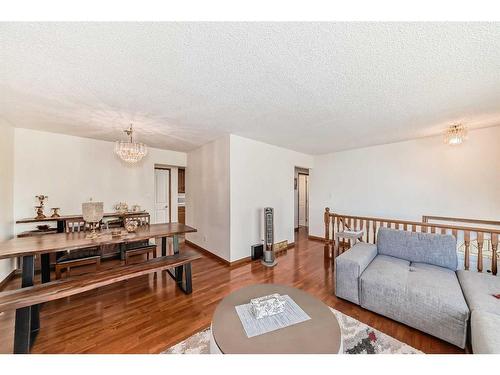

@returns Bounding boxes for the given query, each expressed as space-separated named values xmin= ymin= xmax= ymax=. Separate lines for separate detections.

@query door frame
xmin=297 ymin=172 xmax=309 ymax=228
xmin=154 ymin=166 xmax=172 ymax=224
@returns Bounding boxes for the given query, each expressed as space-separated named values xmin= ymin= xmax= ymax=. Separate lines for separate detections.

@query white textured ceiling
xmin=1 ymin=22 xmax=499 ymax=154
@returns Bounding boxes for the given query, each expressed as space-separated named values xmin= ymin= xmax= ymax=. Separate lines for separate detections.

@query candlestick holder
xmin=35 ymin=206 xmax=46 ymax=220
xmin=50 ymin=207 xmax=61 ymax=218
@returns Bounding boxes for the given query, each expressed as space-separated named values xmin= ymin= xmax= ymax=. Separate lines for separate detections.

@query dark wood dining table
xmin=0 ymin=223 xmax=197 ymax=353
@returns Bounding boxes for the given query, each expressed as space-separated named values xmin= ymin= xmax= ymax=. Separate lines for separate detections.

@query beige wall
xmin=309 ymin=126 xmax=500 ymax=238
xmin=0 ymin=122 xmax=15 ymax=282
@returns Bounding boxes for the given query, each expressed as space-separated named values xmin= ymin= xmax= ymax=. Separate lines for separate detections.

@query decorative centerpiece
xmin=124 ymin=220 xmax=138 ymax=233
xmin=250 ymin=293 xmax=286 ymax=319
xmin=82 ymin=199 xmax=104 ymax=239
xmin=115 ymin=202 xmax=128 ymax=214
xmin=34 ymin=194 xmax=48 ymax=219
xmin=132 ymin=204 xmax=141 ymax=212
xmin=50 ymin=207 xmax=61 ymax=218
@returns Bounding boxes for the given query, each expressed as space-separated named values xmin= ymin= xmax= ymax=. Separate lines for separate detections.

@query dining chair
xmin=55 ymin=218 xmax=101 ymax=279
xmin=123 ymin=214 xmax=156 ymax=265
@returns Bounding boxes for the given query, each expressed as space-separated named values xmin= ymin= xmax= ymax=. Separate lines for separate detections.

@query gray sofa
xmin=335 ymin=227 xmax=470 ymax=348
xmin=457 ymin=270 xmax=500 ymax=353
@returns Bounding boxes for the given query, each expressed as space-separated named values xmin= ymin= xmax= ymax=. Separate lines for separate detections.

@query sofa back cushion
xmin=377 ymin=227 xmax=458 ymax=270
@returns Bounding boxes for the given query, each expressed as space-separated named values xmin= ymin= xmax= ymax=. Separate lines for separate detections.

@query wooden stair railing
xmin=422 ymin=215 xmax=500 ymax=228
xmin=324 ymin=208 xmax=499 ymax=275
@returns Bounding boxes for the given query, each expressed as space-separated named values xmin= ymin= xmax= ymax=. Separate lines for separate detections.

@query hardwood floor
xmin=0 ymin=228 xmax=463 ymax=354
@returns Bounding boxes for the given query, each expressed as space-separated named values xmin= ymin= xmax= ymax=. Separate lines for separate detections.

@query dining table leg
xmin=172 ymin=234 xmax=179 ymax=255
xmin=161 ymin=236 xmax=167 ymax=257
xmin=13 ymin=255 xmax=38 ymax=354
xmin=40 ymin=253 xmax=51 ymax=283
xmin=165 ymin=234 xmax=183 ymax=287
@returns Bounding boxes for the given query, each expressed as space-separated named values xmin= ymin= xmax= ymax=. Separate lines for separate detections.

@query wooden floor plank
xmin=0 ymin=228 xmax=463 ymax=354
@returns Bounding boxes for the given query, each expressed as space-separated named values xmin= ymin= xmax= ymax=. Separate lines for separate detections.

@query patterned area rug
xmin=163 ymin=308 xmax=422 ymax=354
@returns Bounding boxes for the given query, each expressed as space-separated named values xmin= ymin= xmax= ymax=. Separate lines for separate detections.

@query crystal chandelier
xmin=114 ymin=124 xmax=148 ymax=163
xmin=444 ymin=124 xmax=467 ymax=146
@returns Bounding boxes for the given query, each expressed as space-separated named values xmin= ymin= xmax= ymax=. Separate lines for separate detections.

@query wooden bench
xmin=0 ymin=250 xmax=201 ymax=353
xmin=125 ymin=244 xmax=157 ymax=265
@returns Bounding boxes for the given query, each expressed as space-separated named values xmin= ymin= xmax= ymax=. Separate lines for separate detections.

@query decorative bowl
xmin=250 ymin=293 xmax=286 ymax=319
xmin=125 ymin=220 xmax=138 ymax=233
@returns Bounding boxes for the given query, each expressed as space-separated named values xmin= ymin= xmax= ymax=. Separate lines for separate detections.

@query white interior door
xmin=298 ymin=174 xmax=308 ymax=227
xmin=155 ymin=168 xmax=170 ymax=224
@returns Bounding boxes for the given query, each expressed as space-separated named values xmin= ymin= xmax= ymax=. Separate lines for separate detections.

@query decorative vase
xmin=82 ymin=199 xmax=104 ymax=239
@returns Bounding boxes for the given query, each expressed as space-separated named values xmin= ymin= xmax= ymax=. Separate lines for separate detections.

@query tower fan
xmin=261 ymin=207 xmax=277 ymax=267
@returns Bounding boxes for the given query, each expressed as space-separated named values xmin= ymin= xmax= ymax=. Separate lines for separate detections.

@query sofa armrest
xmin=335 ymin=242 xmax=377 ymax=304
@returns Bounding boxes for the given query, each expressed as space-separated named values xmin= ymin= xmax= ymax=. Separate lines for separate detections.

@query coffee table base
xmin=209 ymin=323 xmax=222 ymax=354
xmin=209 ymin=314 xmax=343 ymax=354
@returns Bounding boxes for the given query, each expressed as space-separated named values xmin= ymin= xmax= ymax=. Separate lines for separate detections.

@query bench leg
xmin=183 ymin=263 xmax=192 ymax=294
xmin=14 ymin=307 xmax=32 ymax=354
xmin=14 ymin=255 xmax=38 ymax=354
xmin=166 ymin=262 xmax=192 ymax=294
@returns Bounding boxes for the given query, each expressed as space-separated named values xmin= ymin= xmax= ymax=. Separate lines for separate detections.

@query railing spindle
xmin=324 ymin=208 xmax=330 ymax=245
xmin=492 ymin=233 xmax=498 ymax=276
xmin=477 ymin=232 xmax=484 ymax=273
xmin=464 ymin=231 xmax=470 ymax=271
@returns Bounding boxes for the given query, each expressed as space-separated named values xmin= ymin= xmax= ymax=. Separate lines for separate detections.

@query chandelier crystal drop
xmin=114 ymin=124 xmax=148 ymax=163
xmin=444 ymin=124 xmax=467 ymax=146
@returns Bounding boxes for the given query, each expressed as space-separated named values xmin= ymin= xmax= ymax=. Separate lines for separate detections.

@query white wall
xmin=230 ymin=135 xmax=314 ymax=262
xmin=186 ymin=135 xmax=231 ymax=261
xmin=14 ymin=128 xmax=186 ymax=234
xmin=309 ymin=126 xmax=500 ymax=238
xmin=0 ymin=122 xmax=15 ymax=282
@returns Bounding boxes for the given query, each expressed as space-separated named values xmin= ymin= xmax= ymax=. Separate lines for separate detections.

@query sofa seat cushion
xmin=471 ymin=310 xmax=500 ymax=353
xmin=377 ymin=227 xmax=458 ymax=270
xmin=360 ymin=255 xmax=469 ymax=348
xmin=457 ymin=270 xmax=500 ymax=315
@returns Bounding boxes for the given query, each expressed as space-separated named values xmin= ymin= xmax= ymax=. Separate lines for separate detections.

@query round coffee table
xmin=210 ymin=284 xmax=343 ymax=354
